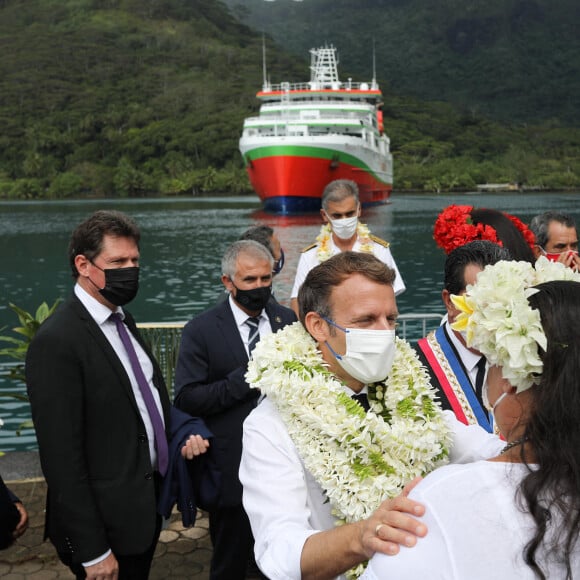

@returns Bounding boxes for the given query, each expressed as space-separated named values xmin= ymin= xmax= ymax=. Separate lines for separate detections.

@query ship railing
xmin=261 ymin=81 xmax=380 ymax=93
xmin=137 ymin=313 xmax=443 ymax=391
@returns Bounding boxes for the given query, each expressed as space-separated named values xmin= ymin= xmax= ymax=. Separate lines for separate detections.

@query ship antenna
xmin=372 ymin=38 xmax=377 ymax=89
xmin=262 ymin=34 xmax=268 ymax=91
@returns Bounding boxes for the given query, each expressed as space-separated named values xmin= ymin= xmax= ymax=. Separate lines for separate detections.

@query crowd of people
xmin=3 ymin=181 xmax=580 ymax=580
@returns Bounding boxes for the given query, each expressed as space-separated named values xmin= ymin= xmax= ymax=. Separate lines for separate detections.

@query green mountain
xmin=0 ymin=0 xmax=579 ymax=199
xmin=224 ymin=0 xmax=580 ymax=125
xmin=0 ymin=0 xmax=302 ymax=198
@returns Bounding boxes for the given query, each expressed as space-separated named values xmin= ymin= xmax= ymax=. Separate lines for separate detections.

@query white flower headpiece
xmin=451 ymin=257 xmax=580 ymax=393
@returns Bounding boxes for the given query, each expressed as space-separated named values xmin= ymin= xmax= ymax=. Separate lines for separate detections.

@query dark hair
xmin=68 ymin=210 xmax=140 ymax=278
xmin=298 ymin=251 xmax=395 ymax=324
xmin=239 ymin=225 xmax=275 ymax=258
xmin=519 ymin=280 xmax=580 ymax=579
xmin=444 ymin=240 xmax=511 ymax=295
xmin=529 ymin=211 xmax=577 ymax=249
xmin=470 ymin=208 xmax=535 ymax=263
xmin=321 ymin=179 xmax=359 ymax=211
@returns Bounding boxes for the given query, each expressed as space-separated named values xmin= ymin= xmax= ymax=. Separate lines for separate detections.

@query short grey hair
xmin=321 ymin=179 xmax=360 ymax=211
xmin=222 ymin=240 xmax=273 ymax=279
xmin=529 ymin=211 xmax=577 ymax=248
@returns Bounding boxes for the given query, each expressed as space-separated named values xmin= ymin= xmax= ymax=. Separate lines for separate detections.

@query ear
xmin=532 ymin=246 xmax=542 ymax=259
xmin=320 ymin=208 xmax=329 ymax=223
xmin=222 ymin=274 xmax=234 ymax=293
xmin=356 ymin=203 xmax=362 ymax=218
xmin=75 ymin=254 xmax=91 ymax=279
xmin=442 ymin=289 xmax=453 ymax=314
xmin=304 ymin=311 xmax=330 ymax=344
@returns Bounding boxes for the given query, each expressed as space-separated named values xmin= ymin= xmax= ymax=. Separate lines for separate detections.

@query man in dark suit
xmin=26 ymin=210 xmax=208 ymax=580
xmin=0 ymin=471 xmax=28 ymax=549
xmin=175 ymin=239 xmax=297 ymax=580
xmin=415 ymin=240 xmax=510 ymax=433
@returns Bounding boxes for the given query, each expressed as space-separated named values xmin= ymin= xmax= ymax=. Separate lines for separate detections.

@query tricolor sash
xmin=418 ymin=326 xmax=493 ymax=433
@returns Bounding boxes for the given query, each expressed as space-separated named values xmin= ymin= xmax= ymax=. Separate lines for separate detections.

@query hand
xmin=84 ymin=553 xmax=119 ymax=580
xmin=181 ymin=434 xmax=210 ymax=459
xmin=562 ymin=252 xmax=580 ymax=272
xmin=360 ymin=476 xmax=427 ymax=558
xmin=12 ymin=502 xmax=28 ymax=538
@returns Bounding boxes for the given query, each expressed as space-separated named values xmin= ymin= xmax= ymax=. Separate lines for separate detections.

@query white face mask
xmin=482 ymin=379 xmax=509 ymax=420
xmin=328 ymin=215 xmax=358 ymax=240
xmin=324 ymin=318 xmax=397 ymax=384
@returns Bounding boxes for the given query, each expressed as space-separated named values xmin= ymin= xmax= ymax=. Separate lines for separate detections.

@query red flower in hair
xmin=433 ymin=205 xmax=535 ymax=254
xmin=434 ymin=205 xmax=498 ymax=254
xmin=506 ymin=214 xmax=536 ymax=249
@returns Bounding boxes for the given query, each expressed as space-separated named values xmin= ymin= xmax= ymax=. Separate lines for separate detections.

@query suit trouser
xmin=209 ymin=504 xmax=261 ymax=580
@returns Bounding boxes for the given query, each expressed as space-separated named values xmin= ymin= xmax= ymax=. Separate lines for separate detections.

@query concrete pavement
xmin=0 ymin=452 xmax=213 ymax=579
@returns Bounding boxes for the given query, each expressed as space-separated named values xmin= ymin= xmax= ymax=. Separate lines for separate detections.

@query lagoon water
xmin=1 ymin=191 xmax=579 ymax=450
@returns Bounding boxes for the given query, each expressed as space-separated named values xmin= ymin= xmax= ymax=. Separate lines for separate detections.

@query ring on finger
xmin=375 ymin=524 xmax=385 ymax=536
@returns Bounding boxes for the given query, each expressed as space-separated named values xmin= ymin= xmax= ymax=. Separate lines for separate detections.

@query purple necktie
xmin=110 ymin=313 xmax=168 ymax=476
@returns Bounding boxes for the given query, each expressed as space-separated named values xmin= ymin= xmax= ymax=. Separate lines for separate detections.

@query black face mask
xmin=272 ymin=248 xmax=285 ymax=276
xmin=233 ymin=284 xmax=271 ymax=312
xmin=92 ymin=265 xmax=140 ymax=306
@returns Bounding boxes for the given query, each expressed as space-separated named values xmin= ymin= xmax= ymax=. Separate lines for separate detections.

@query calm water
xmin=1 ymin=192 xmax=579 ymax=450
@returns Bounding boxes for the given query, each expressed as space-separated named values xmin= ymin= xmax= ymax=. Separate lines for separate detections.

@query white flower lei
xmin=246 ymin=322 xmax=451 ymax=525
xmin=452 ymin=257 xmax=580 ymax=393
xmin=316 ymin=222 xmax=374 ymax=262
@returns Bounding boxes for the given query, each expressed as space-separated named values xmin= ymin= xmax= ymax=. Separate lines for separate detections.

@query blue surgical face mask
xmin=323 ymin=317 xmax=396 ymax=384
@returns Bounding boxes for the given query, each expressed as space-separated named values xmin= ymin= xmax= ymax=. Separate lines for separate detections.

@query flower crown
xmin=451 ymin=257 xmax=580 ymax=392
xmin=433 ymin=205 xmax=535 ymax=254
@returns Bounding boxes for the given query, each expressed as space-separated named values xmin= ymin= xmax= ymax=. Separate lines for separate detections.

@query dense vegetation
xmin=225 ymin=0 xmax=580 ymax=125
xmin=0 ymin=0 xmax=579 ymax=200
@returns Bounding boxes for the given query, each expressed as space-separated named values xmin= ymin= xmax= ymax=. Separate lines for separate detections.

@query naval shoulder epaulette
xmin=369 ymin=234 xmax=390 ymax=248
xmin=301 ymin=242 xmax=318 ymax=253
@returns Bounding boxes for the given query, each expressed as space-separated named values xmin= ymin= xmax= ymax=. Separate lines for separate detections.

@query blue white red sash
xmin=418 ymin=326 xmax=493 ymax=433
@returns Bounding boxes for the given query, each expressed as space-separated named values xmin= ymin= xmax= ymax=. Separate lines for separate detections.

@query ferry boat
xmin=239 ymin=45 xmax=393 ymax=214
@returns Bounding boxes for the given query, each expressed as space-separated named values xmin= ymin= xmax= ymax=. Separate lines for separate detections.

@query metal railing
xmin=138 ymin=313 xmax=444 ymax=392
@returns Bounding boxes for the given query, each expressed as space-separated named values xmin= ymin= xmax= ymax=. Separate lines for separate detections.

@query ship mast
xmin=262 ymin=35 xmax=270 ymax=91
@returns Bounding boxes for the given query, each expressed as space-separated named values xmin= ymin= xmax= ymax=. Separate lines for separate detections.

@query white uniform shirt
xmin=240 ymin=399 xmax=503 ymax=580
xmin=290 ymin=236 xmax=405 ymax=299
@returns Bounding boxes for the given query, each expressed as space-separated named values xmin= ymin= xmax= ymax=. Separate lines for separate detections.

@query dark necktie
xmin=475 ymin=356 xmax=487 ymax=403
xmin=351 ymin=392 xmax=370 ymax=412
xmin=110 ymin=313 xmax=168 ymax=476
xmin=246 ymin=317 xmax=260 ymax=354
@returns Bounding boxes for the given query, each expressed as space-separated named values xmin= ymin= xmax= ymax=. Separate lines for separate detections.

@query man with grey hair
xmin=529 ymin=210 xmax=579 ymax=271
xmin=290 ymin=179 xmax=404 ymax=315
xmin=175 ymin=240 xmax=296 ymax=580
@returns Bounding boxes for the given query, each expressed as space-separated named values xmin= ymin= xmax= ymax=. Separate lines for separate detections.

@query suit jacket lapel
xmin=70 ymin=297 xmax=143 ymax=416
xmin=215 ymin=301 xmax=250 ymax=366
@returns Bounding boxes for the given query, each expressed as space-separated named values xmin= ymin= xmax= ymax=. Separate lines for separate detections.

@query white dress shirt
xmin=240 ymin=394 xmax=503 ymax=580
xmin=445 ymin=321 xmax=486 ymax=389
xmin=227 ymin=295 xmax=273 ymax=356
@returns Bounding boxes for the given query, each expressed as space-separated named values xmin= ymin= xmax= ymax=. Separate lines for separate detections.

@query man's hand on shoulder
xmin=360 ymin=476 xmax=427 ymax=558
xmin=84 ymin=552 xmax=119 ymax=580
xmin=181 ymin=434 xmax=210 ymax=460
